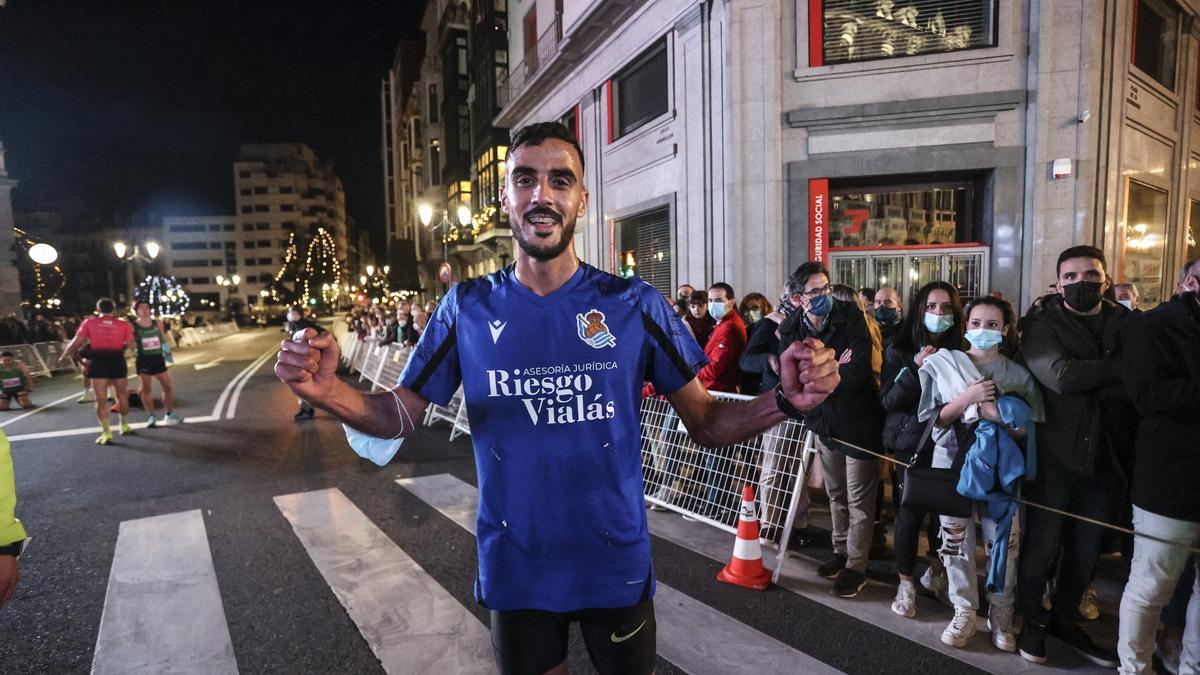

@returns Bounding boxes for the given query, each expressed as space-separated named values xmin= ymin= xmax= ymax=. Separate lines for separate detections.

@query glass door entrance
xmin=828 ymin=246 xmax=990 ymax=305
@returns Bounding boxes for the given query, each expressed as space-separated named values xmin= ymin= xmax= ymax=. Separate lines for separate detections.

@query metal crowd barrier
xmin=332 ymin=320 xmax=471 ymax=440
xmin=175 ymin=321 xmax=239 ymax=347
xmin=0 ymin=341 xmax=80 ymax=378
xmin=640 ymin=392 xmax=816 ymax=581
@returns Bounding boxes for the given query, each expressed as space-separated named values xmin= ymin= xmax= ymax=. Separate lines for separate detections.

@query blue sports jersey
xmin=399 ymin=263 xmax=707 ymax=612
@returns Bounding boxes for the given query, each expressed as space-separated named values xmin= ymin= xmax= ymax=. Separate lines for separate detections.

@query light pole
xmin=214 ymin=273 xmax=241 ymax=317
xmin=418 ymin=202 xmax=472 ymax=294
xmin=113 ymin=239 xmax=160 ymax=306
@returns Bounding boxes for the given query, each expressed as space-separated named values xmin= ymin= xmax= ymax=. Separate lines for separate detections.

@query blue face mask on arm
xmin=341 ymin=389 xmax=413 ymax=466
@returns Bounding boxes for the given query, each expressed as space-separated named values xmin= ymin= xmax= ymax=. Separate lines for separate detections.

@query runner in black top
xmin=133 ymin=301 xmax=182 ymax=427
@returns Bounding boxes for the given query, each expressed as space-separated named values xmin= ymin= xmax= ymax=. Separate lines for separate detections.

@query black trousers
xmin=1017 ymin=461 xmax=1123 ymax=626
xmin=892 ymin=465 xmax=942 ymax=577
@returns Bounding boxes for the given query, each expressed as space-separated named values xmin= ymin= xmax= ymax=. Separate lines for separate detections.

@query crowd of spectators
xmin=661 ymin=247 xmax=1199 ymax=673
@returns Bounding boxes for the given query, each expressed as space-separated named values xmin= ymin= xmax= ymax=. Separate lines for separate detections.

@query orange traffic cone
xmin=717 ymin=484 xmax=772 ymax=590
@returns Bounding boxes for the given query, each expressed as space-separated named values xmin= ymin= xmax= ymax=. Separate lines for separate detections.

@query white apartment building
xmin=498 ymin=0 xmax=1200 ymax=310
xmin=159 ymin=215 xmax=254 ymax=313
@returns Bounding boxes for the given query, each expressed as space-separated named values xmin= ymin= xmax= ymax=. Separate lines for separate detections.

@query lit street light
xmin=28 ymin=242 xmax=58 ymax=265
xmin=113 ymin=238 xmax=161 ymax=306
xmin=419 ymin=201 xmax=472 ymax=294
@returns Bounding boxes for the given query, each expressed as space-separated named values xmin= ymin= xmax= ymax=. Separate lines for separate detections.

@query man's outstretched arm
xmin=667 ymin=338 xmax=839 ymax=448
xmin=275 ymin=328 xmax=430 ymax=438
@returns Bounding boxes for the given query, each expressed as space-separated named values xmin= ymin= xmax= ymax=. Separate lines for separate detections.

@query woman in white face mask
xmin=929 ymin=296 xmax=1045 ymax=653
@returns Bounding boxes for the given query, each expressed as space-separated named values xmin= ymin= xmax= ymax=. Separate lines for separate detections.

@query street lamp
xmin=365 ymin=264 xmax=375 ymax=277
xmin=419 ymin=201 xmax=472 ymax=293
xmin=28 ymin=243 xmax=58 ymax=265
xmin=113 ymin=238 xmax=161 ymax=305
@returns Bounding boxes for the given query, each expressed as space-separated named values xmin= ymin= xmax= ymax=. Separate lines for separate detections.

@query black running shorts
xmin=88 ymin=351 xmax=128 ymax=380
xmin=136 ymin=354 xmax=168 ymax=376
xmin=490 ymin=599 xmax=656 ymax=675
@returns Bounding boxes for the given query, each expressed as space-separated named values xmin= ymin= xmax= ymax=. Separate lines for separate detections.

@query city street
xmin=0 ymin=328 xmax=1122 ymax=674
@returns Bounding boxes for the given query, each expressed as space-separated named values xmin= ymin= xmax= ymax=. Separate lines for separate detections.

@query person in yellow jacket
xmin=0 ymin=427 xmax=26 ymax=607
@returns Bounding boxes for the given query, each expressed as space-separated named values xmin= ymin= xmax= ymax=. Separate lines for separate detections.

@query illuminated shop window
xmin=1123 ymin=180 xmax=1169 ymax=306
xmin=615 ymin=205 xmax=671 ymax=294
xmin=818 ymin=0 xmax=997 ymax=65
xmin=829 ymin=181 xmax=977 ymax=248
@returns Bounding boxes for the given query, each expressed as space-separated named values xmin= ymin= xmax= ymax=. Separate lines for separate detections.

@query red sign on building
xmin=808 ymin=178 xmax=829 ymax=263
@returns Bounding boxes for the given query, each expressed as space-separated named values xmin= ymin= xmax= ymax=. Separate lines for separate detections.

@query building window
xmin=240 ymin=188 xmax=252 ymax=196
xmin=815 ymin=0 xmax=998 ymax=66
xmin=559 ymin=106 xmax=579 ymax=141
xmin=174 ymin=260 xmax=210 ymax=268
xmin=254 ymin=204 xmax=269 ymax=212
xmin=615 ymin=205 xmax=672 ymax=295
xmin=611 ymin=40 xmax=669 ymax=141
xmin=170 ymin=242 xmax=209 ymax=250
xmin=827 ymin=179 xmax=980 ymax=248
xmin=244 ymin=258 xmax=255 ymax=266
xmin=238 ymin=170 xmax=250 ymax=178
xmin=474 ymin=145 xmax=508 ymax=213
xmin=430 ymin=143 xmax=442 ymax=184
xmin=242 ymin=223 xmax=254 ymax=231
xmin=239 ymin=205 xmax=252 ymax=213
xmin=280 ymin=186 xmax=294 ymax=194
xmin=1123 ymin=180 xmax=1169 ymax=306
xmin=253 ymin=186 xmax=268 ymax=194
xmin=210 ymin=242 xmax=222 ymax=249
xmin=1132 ymin=0 xmax=1178 ymax=89
xmin=281 ymin=204 xmax=295 ymax=212
xmin=1188 ymin=199 xmax=1200 ymax=264
xmin=256 ymin=222 xmax=270 ymax=230
xmin=282 ymin=221 xmax=296 ymax=230
xmin=223 ymin=224 xmax=234 ymax=231
xmin=244 ymin=241 xmax=256 ymax=249
xmin=257 ymin=240 xmax=271 ymax=247
xmin=257 ymin=257 xmax=273 ymax=266
xmin=168 ymin=224 xmax=207 ymax=233
xmin=457 ymin=36 xmax=468 ymax=78
xmin=428 ymin=84 xmax=439 ymax=124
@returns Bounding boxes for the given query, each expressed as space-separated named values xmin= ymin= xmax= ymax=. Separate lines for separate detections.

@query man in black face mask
xmin=1016 ymin=245 xmax=1130 ymax=667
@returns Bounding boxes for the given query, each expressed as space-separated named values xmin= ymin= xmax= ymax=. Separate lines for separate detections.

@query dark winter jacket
xmin=1020 ymin=295 xmax=1130 ymax=476
xmin=879 ymin=342 xmax=926 ymax=462
xmin=1121 ymin=293 xmax=1200 ymax=522
xmin=738 ymin=316 xmax=781 ymax=395
xmin=778 ymin=299 xmax=884 ymax=460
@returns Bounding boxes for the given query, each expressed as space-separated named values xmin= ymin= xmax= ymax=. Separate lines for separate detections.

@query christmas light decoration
xmin=267 ymin=228 xmax=341 ymax=308
xmin=136 ymin=275 xmax=190 ymax=317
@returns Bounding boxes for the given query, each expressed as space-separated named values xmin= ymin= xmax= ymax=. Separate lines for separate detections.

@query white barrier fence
xmin=331 ymin=319 xmax=815 ymax=577
xmin=175 ymin=321 xmax=239 ymax=347
xmin=0 ymin=342 xmax=76 ymax=378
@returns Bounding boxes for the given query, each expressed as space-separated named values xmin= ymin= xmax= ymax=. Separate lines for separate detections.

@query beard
xmin=513 ymin=208 xmax=576 ymax=262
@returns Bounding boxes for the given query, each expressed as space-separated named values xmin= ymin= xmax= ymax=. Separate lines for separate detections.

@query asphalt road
xmin=0 ymin=327 xmax=1121 ymax=674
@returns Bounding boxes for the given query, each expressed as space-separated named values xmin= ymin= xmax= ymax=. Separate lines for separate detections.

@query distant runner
xmin=132 ymin=301 xmax=182 ymax=427
xmin=0 ymin=352 xmax=34 ymax=411
xmin=62 ymin=299 xmax=135 ymax=445
xmin=276 ymin=122 xmax=841 ymax=674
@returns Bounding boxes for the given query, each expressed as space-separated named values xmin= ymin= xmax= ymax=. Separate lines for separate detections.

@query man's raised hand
xmin=274 ymin=328 xmax=340 ymax=404
xmin=778 ymin=337 xmax=840 ymax=413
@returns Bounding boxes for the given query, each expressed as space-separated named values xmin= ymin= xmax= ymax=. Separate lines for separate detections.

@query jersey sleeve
xmin=75 ymin=319 xmax=92 ymax=341
xmin=398 ymin=285 xmax=463 ymax=406
xmin=638 ymin=282 xmax=708 ymax=395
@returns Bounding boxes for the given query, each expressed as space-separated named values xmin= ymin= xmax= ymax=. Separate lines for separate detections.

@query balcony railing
xmin=497 ymin=12 xmax=562 ymax=108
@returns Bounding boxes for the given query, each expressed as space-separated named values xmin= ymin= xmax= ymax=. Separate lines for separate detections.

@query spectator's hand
xmin=960 ymin=377 xmax=997 ymax=405
xmin=0 ymin=554 xmax=18 ymax=608
xmin=779 ymin=338 xmax=840 ymax=412
xmin=838 ymin=348 xmax=853 ymax=365
xmin=275 ymin=328 xmax=340 ymax=404
xmin=914 ymin=346 xmax=938 ymax=367
xmin=767 ymin=354 xmax=780 ymax=375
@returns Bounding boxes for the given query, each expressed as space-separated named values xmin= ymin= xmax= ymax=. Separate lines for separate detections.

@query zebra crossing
xmin=82 ymin=474 xmax=1108 ymax=675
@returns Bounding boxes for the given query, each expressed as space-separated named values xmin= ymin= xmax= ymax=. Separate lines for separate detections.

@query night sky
xmin=0 ymin=0 xmax=423 ymax=248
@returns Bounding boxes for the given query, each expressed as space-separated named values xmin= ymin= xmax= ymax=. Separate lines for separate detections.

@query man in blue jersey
xmin=276 ymin=122 xmax=840 ymax=675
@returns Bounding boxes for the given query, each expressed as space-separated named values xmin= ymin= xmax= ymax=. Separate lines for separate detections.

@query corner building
xmin=496 ymin=0 xmax=1200 ymax=309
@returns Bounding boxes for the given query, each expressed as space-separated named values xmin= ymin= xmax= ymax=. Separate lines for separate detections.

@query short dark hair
xmin=0 ymin=351 xmax=12 ymax=358
xmin=786 ymin=262 xmax=830 ymax=296
xmin=859 ymin=287 xmax=876 ymax=303
xmin=509 ymin=122 xmax=585 ymax=176
xmin=1056 ymin=245 xmax=1106 ymax=276
xmin=96 ymin=298 xmax=115 ymax=313
xmin=708 ymin=282 xmax=735 ymax=300
xmin=688 ymin=290 xmax=708 ymax=306
xmin=135 ymin=300 xmax=151 ymax=310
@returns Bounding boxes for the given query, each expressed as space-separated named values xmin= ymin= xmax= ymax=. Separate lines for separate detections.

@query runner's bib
xmin=1 ymin=377 xmax=20 ymax=389
xmin=399 ymin=263 xmax=707 ymax=613
xmin=141 ymin=336 xmax=161 ymax=352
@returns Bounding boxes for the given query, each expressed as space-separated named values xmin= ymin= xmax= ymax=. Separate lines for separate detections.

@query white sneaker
xmin=988 ymin=604 xmax=1017 ymax=652
xmin=891 ymin=580 xmax=916 ymax=618
xmin=920 ymin=563 xmax=949 ymax=603
xmin=1079 ymin=586 xmax=1100 ymax=621
xmin=941 ymin=607 xmax=977 ymax=647
xmin=145 ymin=415 xmax=157 ymax=428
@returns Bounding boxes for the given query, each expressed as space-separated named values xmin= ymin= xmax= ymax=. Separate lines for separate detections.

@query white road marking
xmin=0 ymin=391 xmax=81 ymax=428
xmin=396 ymin=473 xmax=843 ymax=675
xmin=194 ymin=357 xmax=226 ymax=370
xmin=92 ymin=510 xmax=238 ymax=675
xmin=224 ymin=350 xmax=275 ymax=419
xmin=274 ymin=488 xmax=494 ymax=674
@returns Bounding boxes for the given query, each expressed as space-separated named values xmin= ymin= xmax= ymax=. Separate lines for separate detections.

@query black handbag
xmin=899 ymin=416 xmax=974 ymax=518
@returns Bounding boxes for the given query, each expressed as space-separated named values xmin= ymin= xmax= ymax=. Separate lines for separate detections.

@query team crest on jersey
xmin=575 ymin=309 xmax=616 ymax=349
